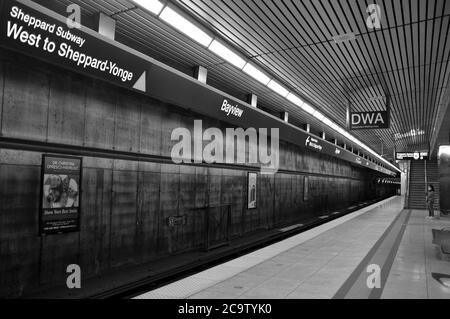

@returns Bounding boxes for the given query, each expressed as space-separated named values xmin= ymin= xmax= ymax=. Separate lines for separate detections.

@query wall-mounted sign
xmin=248 ymin=172 xmax=257 ymax=209
xmin=395 ymin=151 xmax=429 ymax=161
xmin=350 ymin=111 xmax=390 ymax=130
xmin=305 ymin=136 xmax=323 ymax=151
xmin=0 ymin=0 xmax=148 ymax=92
xmin=221 ymin=99 xmax=244 ymax=118
xmin=40 ymin=155 xmax=82 ymax=235
xmin=167 ymin=215 xmax=187 ymax=227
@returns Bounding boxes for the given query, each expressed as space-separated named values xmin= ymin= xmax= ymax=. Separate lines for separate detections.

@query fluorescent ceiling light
xmin=242 ymin=63 xmax=271 ymax=85
xmin=133 ymin=0 xmax=165 ymax=15
xmin=268 ymin=80 xmax=289 ymax=97
xmin=337 ymin=127 xmax=348 ymax=136
xmin=160 ymin=7 xmax=213 ymax=47
xmin=286 ymin=93 xmax=304 ymax=106
xmin=300 ymin=102 xmax=316 ymax=115
xmin=208 ymin=40 xmax=246 ymax=69
xmin=313 ymin=111 xmax=325 ymax=122
xmin=330 ymin=123 xmax=341 ymax=132
xmin=322 ymin=117 xmax=334 ymax=127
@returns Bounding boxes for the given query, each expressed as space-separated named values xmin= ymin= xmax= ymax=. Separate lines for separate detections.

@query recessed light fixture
xmin=208 ymin=40 xmax=246 ymax=69
xmin=160 ymin=6 xmax=213 ymax=47
xmin=267 ymin=80 xmax=289 ymax=97
xmin=242 ymin=63 xmax=271 ymax=85
xmin=133 ymin=0 xmax=165 ymax=15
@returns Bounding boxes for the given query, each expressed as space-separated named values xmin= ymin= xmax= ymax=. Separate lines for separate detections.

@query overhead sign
xmin=221 ymin=99 xmax=244 ymax=118
xmin=350 ymin=111 xmax=390 ymax=130
xmin=396 ymin=151 xmax=429 ymax=161
xmin=0 ymin=0 xmax=148 ymax=92
xmin=40 ymin=155 xmax=82 ymax=235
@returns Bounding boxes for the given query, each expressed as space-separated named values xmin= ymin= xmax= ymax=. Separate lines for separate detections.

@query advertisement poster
xmin=304 ymin=176 xmax=309 ymax=202
xmin=40 ymin=155 xmax=82 ymax=235
xmin=248 ymin=172 xmax=257 ymax=209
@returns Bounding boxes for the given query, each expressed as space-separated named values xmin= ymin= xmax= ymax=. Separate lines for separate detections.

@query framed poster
xmin=248 ymin=172 xmax=257 ymax=209
xmin=40 ymin=155 xmax=82 ymax=236
xmin=304 ymin=176 xmax=309 ymax=202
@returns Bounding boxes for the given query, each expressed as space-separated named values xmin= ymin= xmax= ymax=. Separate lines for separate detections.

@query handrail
xmin=405 ymin=161 xmax=411 ymax=208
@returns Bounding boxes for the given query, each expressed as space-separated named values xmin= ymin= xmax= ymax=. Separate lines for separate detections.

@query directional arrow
xmin=133 ymin=71 xmax=146 ymax=92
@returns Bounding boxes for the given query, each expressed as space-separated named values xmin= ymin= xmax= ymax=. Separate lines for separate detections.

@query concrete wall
xmin=0 ymin=49 xmax=391 ymax=297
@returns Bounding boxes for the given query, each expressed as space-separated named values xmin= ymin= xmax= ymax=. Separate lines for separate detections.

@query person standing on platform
xmin=426 ymin=185 xmax=437 ymax=219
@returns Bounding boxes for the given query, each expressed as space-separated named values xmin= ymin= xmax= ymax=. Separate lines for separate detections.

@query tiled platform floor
xmin=135 ymin=197 xmax=450 ymax=299
xmin=381 ymin=210 xmax=450 ymax=299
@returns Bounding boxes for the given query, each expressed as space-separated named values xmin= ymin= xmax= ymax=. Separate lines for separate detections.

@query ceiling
xmin=40 ymin=0 xmax=450 ymax=162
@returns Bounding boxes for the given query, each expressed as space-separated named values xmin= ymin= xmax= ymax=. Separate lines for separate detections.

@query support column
xmin=281 ymin=112 xmax=289 ymax=123
xmin=247 ymin=94 xmax=258 ymax=108
xmin=194 ymin=66 xmax=208 ymax=84
xmin=96 ymin=13 xmax=116 ymax=40
xmin=303 ymin=124 xmax=310 ymax=133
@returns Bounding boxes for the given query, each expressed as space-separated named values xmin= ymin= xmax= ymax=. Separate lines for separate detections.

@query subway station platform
xmin=135 ymin=196 xmax=450 ymax=299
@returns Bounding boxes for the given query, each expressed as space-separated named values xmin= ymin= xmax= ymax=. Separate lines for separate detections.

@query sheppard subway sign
xmin=0 ymin=0 xmax=147 ymax=90
xmin=350 ymin=111 xmax=390 ymax=130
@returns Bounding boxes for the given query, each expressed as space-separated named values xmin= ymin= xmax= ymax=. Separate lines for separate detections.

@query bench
xmin=432 ymin=228 xmax=450 ymax=261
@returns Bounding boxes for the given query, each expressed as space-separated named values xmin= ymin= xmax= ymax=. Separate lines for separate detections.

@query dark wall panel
xmin=2 ymin=63 xmax=49 ymax=140
xmin=140 ymin=100 xmax=163 ymax=156
xmin=110 ymin=161 xmax=138 ymax=268
xmin=84 ymin=82 xmax=116 ymax=150
xmin=114 ymin=93 xmax=141 ymax=153
xmin=0 ymin=62 xmax=4 ymax=136
xmin=0 ymin=151 xmax=41 ymax=297
xmin=136 ymin=162 xmax=161 ymax=263
xmin=159 ymin=164 xmax=180 ymax=254
xmin=48 ymin=73 xmax=86 ymax=146
xmin=79 ymin=158 xmax=113 ymax=277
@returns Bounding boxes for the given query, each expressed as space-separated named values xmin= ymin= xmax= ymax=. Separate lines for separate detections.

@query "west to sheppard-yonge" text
xmin=6 ymin=5 xmax=134 ymax=83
